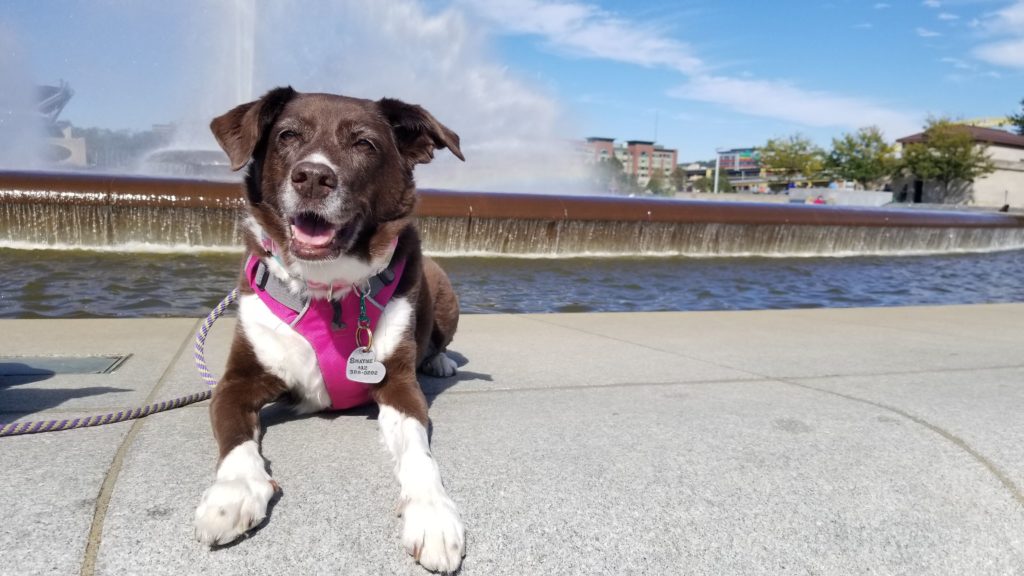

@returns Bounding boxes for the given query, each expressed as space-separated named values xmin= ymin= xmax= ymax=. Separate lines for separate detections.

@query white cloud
xmin=978 ymin=0 xmax=1024 ymax=34
xmin=940 ymin=56 xmax=972 ymax=70
xmin=916 ymin=27 xmax=942 ymax=37
xmin=460 ymin=0 xmax=704 ymax=74
xmin=938 ymin=12 xmax=959 ymax=20
xmin=974 ymin=38 xmax=1024 ymax=68
xmin=669 ymin=76 xmax=920 ymax=137
xmin=972 ymin=0 xmax=1024 ymax=70
xmin=874 ymin=2 xmax=891 ymax=8
xmin=923 ymin=0 xmax=941 ymax=8
xmin=853 ymin=22 xmax=874 ymax=29
xmin=464 ymin=0 xmax=920 ymax=140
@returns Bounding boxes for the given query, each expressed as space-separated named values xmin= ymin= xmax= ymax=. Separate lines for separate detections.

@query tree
xmin=71 ymin=125 xmax=173 ymax=169
xmin=592 ymin=156 xmax=625 ymax=192
xmin=693 ymin=172 xmax=733 ymax=193
xmin=646 ymin=170 xmax=670 ymax=196
xmin=898 ymin=118 xmax=996 ymax=203
xmin=826 ymin=126 xmax=898 ymax=189
xmin=759 ymin=134 xmax=825 ymax=187
xmin=669 ymin=165 xmax=686 ymax=192
xmin=1009 ymin=98 xmax=1024 ymax=136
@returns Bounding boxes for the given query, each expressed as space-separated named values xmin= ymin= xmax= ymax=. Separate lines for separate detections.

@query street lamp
xmin=713 ymin=148 xmax=724 ymax=194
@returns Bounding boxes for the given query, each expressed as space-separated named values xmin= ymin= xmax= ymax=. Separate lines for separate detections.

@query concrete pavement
xmin=2 ymin=304 xmax=1024 ymax=575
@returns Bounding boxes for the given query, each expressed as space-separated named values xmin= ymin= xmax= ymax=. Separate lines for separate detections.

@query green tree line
xmin=758 ymin=117 xmax=997 ymax=203
xmin=591 ymin=96 xmax=1023 ymax=201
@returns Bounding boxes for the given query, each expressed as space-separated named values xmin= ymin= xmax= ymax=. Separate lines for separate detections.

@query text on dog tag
xmin=346 ymin=348 xmax=385 ymax=384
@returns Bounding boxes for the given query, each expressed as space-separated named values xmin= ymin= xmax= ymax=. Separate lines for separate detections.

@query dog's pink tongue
xmin=291 ymin=218 xmax=336 ymax=247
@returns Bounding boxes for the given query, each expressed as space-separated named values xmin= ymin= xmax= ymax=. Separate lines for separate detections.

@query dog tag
xmin=346 ymin=348 xmax=385 ymax=384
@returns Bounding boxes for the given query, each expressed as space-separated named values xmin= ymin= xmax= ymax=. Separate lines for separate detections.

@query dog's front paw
xmin=194 ymin=477 xmax=276 ymax=546
xmin=401 ymin=496 xmax=465 ymax=573
xmin=421 ymin=352 xmax=458 ymax=378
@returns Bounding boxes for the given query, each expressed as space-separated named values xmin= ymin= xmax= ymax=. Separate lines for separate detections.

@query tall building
xmin=578 ymin=137 xmax=678 ymax=187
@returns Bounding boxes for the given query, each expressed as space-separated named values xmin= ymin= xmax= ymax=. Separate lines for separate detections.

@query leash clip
xmin=355 ymin=287 xmax=374 ymax=351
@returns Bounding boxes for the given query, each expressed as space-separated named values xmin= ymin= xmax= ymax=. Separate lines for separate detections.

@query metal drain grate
xmin=0 ymin=355 xmax=131 ymax=375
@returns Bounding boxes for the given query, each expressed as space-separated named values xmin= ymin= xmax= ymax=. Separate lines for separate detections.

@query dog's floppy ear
xmin=378 ymin=98 xmax=464 ymax=167
xmin=210 ymin=86 xmax=297 ymax=171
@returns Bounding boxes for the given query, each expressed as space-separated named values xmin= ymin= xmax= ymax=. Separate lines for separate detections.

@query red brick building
xmin=578 ymin=137 xmax=678 ymax=187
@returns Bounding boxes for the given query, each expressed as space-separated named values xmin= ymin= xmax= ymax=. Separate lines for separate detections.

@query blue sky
xmin=2 ymin=0 xmax=1022 ymax=169
xmin=463 ymin=0 xmax=1023 ymax=158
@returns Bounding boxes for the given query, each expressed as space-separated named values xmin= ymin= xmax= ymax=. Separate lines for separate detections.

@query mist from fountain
xmin=0 ymin=26 xmax=43 ymax=171
xmin=139 ymin=0 xmax=587 ymax=192
xmin=138 ymin=0 xmax=253 ymax=179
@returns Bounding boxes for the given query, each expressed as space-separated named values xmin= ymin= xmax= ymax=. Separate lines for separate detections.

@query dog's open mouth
xmin=289 ymin=212 xmax=344 ymax=258
xmin=291 ymin=212 xmax=336 ymax=247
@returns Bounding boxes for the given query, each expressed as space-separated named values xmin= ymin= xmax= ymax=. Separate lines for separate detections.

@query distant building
xmin=676 ymin=161 xmax=713 ymax=191
xmin=895 ymin=126 xmax=1024 ymax=208
xmin=578 ymin=137 xmax=678 ymax=187
xmin=36 ymin=81 xmax=86 ymax=167
xmin=151 ymin=123 xmax=177 ymax=138
xmin=716 ymin=147 xmax=767 ymax=191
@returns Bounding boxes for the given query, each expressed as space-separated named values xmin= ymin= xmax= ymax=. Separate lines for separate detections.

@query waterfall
xmin=416 ymin=217 xmax=1024 ymax=258
xmin=1 ymin=172 xmax=1022 ymax=257
xmin=0 ymin=203 xmax=242 ymax=253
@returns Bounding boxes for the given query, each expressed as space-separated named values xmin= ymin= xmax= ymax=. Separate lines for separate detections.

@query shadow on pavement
xmin=0 ymin=362 xmax=130 ymax=422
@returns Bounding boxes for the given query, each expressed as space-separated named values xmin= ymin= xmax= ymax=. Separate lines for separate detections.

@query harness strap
xmin=246 ymin=252 xmax=407 ymax=411
xmin=252 ymin=258 xmax=399 ymax=314
xmin=254 ymin=261 xmax=306 ymax=312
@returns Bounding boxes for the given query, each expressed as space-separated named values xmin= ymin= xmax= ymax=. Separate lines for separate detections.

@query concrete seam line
xmin=517 ymin=315 xmax=726 ymax=363
xmin=783 ymin=363 xmax=1024 ymax=380
xmin=426 ymin=376 xmax=768 ymax=398
xmin=512 ymin=315 xmax=1024 ymax=381
xmin=780 ymin=378 xmax=1024 ymax=511
xmin=807 ymin=318 xmax=1024 ymax=344
xmin=79 ymin=319 xmax=203 ymax=576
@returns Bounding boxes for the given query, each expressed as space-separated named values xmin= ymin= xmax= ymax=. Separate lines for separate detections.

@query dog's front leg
xmin=373 ymin=358 xmax=465 ymax=573
xmin=194 ymin=339 xmax=286 ymax=546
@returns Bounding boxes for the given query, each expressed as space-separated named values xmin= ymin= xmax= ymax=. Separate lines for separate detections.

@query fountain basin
xmin=1 ymin=170 xmax=1022 ymax=256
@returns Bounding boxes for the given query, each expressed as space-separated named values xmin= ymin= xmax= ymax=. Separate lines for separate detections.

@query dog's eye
xmin=355 ymin=138 xmax=376 ymax=151
xmin=278 ymin=130 xmax=300 ymax=143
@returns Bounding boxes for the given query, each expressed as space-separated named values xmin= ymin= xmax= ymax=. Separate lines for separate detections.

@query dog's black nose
xmin=291 ymin=162 xmax=338 ymax=198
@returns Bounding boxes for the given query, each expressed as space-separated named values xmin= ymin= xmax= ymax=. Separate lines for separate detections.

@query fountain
xmin=136 ymin=0 xmax=255 ymax=179
xmin=2 ymin=2 xmax=1023 ymax=258
xmin=1 ymin=171 xmax=1022 ymax=257
xmin=1 ymin=3 xmax=1023 ymax=319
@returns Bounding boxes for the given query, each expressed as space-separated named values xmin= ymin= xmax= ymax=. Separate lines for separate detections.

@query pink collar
xmin=246 ymin=254 xmax=407 ymax=410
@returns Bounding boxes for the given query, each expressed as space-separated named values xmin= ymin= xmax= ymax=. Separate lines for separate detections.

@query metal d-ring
xmin=355 ymin=322 xmax=373 ymax=351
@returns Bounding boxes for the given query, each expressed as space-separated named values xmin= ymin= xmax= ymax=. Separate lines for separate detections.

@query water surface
xmin=1 ymin=248 xmax=1021 ymax=318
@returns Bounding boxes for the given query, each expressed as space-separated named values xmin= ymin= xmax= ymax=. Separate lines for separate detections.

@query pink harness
xmin=246 ymin=254 xmax=406 ymax=410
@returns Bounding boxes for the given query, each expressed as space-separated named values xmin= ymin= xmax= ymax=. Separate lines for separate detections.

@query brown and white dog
xmin=193 ymin=87 xmax=465 ymax=573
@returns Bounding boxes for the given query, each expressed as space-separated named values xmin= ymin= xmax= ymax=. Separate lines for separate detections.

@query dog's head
xmin=210 ymin=87 xmax=462 ymax=268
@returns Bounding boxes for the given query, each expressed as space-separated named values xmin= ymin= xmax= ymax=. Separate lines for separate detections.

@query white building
xmin=895 ymin=127 xmax=1024 ymax=208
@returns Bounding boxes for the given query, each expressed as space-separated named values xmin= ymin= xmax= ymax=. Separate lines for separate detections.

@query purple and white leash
xmin=0 ymin=289 xmax=239 ymax=437
xmin=193 ymin=288 xmax=238 ymax=388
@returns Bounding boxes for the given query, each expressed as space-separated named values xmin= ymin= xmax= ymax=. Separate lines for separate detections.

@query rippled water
xmin=0 ymin=248 xmax=1022 ymax=318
